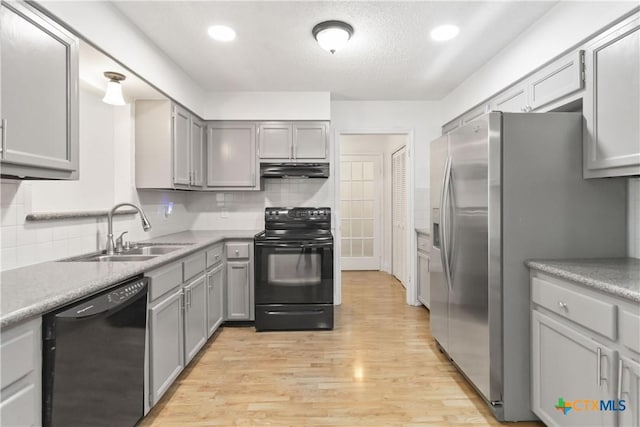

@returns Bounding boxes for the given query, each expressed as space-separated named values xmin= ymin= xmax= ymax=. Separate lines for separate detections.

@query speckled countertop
xmin=415 ymin=228 xmax=430 ymax=236
xmin=525 ymin=258 xmax=640 ymax=303
xmin=0 ymin=230 xmax=260 ymax=328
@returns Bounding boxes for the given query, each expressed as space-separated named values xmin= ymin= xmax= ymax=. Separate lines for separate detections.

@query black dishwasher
xmin=43 ymin=276 xmax=148 ymax=427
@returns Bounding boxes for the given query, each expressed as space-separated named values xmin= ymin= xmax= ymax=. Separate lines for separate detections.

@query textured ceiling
xmin=112 ymin=1 xmax=558 ymax=100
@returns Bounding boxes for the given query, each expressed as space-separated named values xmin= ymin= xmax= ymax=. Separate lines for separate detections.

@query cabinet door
xmin=226 ymin=261 xmax=250 ymax=320
xmin=258 ymin=122 xmax=292 ymax=160
xmin=417 ymin=252 xmax=430 ymax=309
xmin=207 ymin=123 xmax=257 ymax=187
xmin=207 ymin=264 xmax=225 ymax=337
xmin=149 ymin=288 xmax=184 ymax=406
xmin=293 ymin=122 xmax=328 ymax=160
xmin=583 ymin=15 xmax=640 ymax=178
xmin=461 ymin=104 xmax=488 ymax=126
xmin=0 ymin=2 xmax=78 ymax=176
xmin=442 ymin=119 xmax=461 ymax=135
xmin=532 ymin=311 xmax=616 ymax=427
xmin=184 ymin=275 xmax=207 ymax=365
xmin=191 ymin=119 xmax=205 ymax=187
xmin=173 ymin=106 xmax=191 ymax=186
xmin=529 ymin=50 xmax=584 ymax=111
xmin=619 ymin=355 xmax=640 ymax=427
xmin=490 ymin=83 xmax=529 ymax=112
xmin=0 ymin=384 xmax=38 ymax=427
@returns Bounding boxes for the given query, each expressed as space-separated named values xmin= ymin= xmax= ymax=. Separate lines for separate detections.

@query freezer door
xmin=429 ymin=135 xmax=450 ymax=349
xmin=447 ymin=114 xmax=492 ymax=401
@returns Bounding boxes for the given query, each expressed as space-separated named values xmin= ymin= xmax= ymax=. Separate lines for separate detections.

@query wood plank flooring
xmin=140 ymin=271 xmax=544 ymax=426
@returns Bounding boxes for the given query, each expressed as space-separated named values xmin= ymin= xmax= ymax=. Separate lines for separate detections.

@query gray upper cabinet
xmin=173 ymin=106 xmax=191 ymax=187
xmin=258 ymin=122 xmax=293 ymax=160
xmin=135 ymin=100 xmax=204 ymax=189
xmin=207 ymin=122 xmax=259 ymax=190
xmin=490 ymin=83 xmax=529 ymax=113
xmin=460 ymin=104 xmax=489 ymax=125
xmin=528 ymin=50 xmax=584 ymax=110
xmin=583 ymin=13 xmax=640 ymax=178
xmin=441 ymin=118 xmax=461 ymax=135
xmin=259 ymin=121 xmax=329 ymax=162
xmin=0 ymin=1 xmax=79 ymax=180
xmin=183 ymin=274 xmax=207 ymax=365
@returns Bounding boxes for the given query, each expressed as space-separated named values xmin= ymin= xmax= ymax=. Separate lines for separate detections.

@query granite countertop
xmin=415 ymin=228 xmax=430 ymax=236
xmin=0 ymin=230 xmax=260 ymax=328
xmin=525 ymin=258 xmax=640 ymax=303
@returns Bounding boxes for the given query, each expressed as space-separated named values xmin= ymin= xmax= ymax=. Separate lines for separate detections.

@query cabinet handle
xmin=617 ymin=359 xmax=623 ymax=400
xmin=558 ymin=301 xmax=568 ymax=311
xmin=597 ymin=347 xmax=602 ymax=387
xmin=0 ymin=119 xmax=5 ymax=156
xmin=235 ymin=249 xmax=239 ymax=255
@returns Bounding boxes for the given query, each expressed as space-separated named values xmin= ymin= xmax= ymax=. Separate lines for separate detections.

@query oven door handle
xmin=255 ymin=241 xmax=333 ymax=249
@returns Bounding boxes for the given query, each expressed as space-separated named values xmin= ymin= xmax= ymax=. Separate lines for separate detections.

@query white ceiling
xmin=112 ymin=1 xmax=559 ymax=101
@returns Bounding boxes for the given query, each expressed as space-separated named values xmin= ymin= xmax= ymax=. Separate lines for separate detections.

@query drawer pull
xmin=617 ymin=359 xmax=623 ymax=400
xmin=558 ymin=301 xmax=568 ymax=310
xmin=235 ymin=250 xmax=239 ymax=255
xmin=597 ymin=347 xmax=602 ymax=386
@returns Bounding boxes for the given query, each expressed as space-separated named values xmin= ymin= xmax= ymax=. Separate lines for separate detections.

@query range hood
xmin=260 ymin=163 xmax=329 ymax=179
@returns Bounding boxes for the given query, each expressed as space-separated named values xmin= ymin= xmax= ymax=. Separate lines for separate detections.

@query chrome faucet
xmin=106 ymin=203 xmax=152 ymax=255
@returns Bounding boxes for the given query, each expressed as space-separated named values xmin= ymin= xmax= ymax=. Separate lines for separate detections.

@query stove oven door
xmin=254 ymin=240 xmax=333 ymax=304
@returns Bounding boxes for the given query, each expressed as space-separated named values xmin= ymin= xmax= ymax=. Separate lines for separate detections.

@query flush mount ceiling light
xmin=208 ymin=25 xmax=236 ymax=42
xmin=430 ymin=24 xmax=460 ymax=42
xmin=102 ymin=71 xmax=126 ymax=106
xmin=312 ymin=20 xmax=354 ymax=54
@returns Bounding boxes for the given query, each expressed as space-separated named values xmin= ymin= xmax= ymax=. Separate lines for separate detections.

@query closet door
xmin=392 ymin=147 xmax=408 ymax=286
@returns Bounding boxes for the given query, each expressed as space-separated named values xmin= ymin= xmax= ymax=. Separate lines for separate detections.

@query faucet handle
xmin=115 ymin=231 xmax=128 ymax=253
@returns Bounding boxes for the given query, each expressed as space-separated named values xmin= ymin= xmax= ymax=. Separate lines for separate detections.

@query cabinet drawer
xmin=147 ymin=262 xmax=183 ymax=302
xmin=417 ymin=235 xmax=430 ymax=253
xmin=226 ymin=243 xmax=250 ymax=259
xmin=621 ymin=308 xmax=640 ymax=354
xmin=1 ymin=319 xmax=39 ymax=390
xmin=0 ymin=383 xmax=38 ymax=427
xmin=206 ymin=244 xmax=224 ymax=268
xmin=531 ymin=277 xmax=617 ymax=339
xmin=183 ymin=252 xmax=206 ymax=282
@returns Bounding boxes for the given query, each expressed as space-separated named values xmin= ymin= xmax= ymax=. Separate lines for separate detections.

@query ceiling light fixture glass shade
xmin=312 ymin=20 xmax=354 ymax=54
xmin=430 ymin=24 xmax=460 ymax=42
xmin=102 ymin=71 xmax=126 ymax=106
xmin=208 ymin=25 xmax=236 ymax=42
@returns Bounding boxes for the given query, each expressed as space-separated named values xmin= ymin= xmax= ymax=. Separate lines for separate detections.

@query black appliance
xmin=43 ymin=276 xmax=148 ymax=427
xmin=254 ymin=207 xmax=334 ymax=331
xmin=260 ymin=162 xmax=329 ymax=178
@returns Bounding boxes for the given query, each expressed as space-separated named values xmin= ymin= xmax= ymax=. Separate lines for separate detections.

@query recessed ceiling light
xmin=208 ymin=25 xmax=236 ymax=42
xmin=430 ymin=24 xmax=460 ymax=42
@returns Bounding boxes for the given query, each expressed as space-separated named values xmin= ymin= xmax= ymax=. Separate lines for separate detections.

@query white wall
xmin=204 ymin=92 xmax=331 ymax=120
xmin=0 ymin=90 xmax=195 ymax=271
xmin=40 ymin=1 xmax=205 ymax=116
xmin=340 ymin=134 xmax=407 ymax=274
xmin=441 ymin=1 xmax=638 ymax=122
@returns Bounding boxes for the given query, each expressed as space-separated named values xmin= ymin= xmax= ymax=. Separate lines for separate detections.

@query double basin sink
xmin=63 ymin=243 xmax=193 ymax=262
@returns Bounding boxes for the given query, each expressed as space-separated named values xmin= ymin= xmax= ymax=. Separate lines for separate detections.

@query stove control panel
xmin=265 ymin=207 xmax=331 ymax=222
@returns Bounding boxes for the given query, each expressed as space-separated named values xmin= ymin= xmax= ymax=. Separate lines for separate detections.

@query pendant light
xmin=312 ymin=20 xmax=354 ymax=54
xmin=102 ymin=71 xmax=126 ymax=106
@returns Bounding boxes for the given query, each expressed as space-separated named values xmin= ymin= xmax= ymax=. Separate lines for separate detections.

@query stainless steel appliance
xmin=43 ymin=276 xmax=148 ymax=427
xmin=260 ymin=162 xmax=329 ymax=178
xmin=430 ymin=112 xmax=627 ymax=421
xmin=254 ymin=207 xmax=334 ymax=331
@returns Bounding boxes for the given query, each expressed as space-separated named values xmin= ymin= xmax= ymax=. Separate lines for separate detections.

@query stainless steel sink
xmin=85 ymin=255 xmax=158 ymax=262
xmin=124 ymin=246 xmax=183 ymax=255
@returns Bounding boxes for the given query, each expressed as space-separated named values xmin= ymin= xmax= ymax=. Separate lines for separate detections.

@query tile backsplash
xmin=629 ymin=178 xmax=640 ymax=258
xmin=0 ymin=181 xmax=196 ymax=271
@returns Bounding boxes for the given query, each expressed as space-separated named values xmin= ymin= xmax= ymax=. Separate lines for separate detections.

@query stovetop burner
xmin=256 ymin=207 xmax=332 ymax=242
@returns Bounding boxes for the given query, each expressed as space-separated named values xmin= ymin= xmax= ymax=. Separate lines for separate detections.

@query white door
xmin=392 ymin=147 xmax=408 ymax=286
xmin=340 ymin=155 xmax=382 ymax=270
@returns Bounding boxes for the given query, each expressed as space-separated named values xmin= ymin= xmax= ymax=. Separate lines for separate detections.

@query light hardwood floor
xmin=141 ymin=271 xmax=544 ymax=426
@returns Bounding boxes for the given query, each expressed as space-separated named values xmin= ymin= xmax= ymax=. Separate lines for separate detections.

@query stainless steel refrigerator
xmin=429 ymin=112 xmax=627 ymax=421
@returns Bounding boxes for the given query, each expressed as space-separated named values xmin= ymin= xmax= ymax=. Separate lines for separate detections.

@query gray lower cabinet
xmin=207 ymin=122 xmax=259 ymax=190
xmin=226 ymin=261 xmax=251 ymax=320
xmin=183 ymin=274 xmax=208 ymax=364
xmin=531 ymin=310 xmax=616 ymax=427
xmin=149 ymin=287 xmax=184 ymax=406
xmin=0 ymin=1 xmax=79 ymax=180
xmin=207 ymin=263 xmax=225 ymax=337
xmin=583 ymin=12 xmax=640 ymax=178
xmin=619 ymin=355 xmax=640 ymax=427
xmin=0 ymin=317 xmax=41 ymax=427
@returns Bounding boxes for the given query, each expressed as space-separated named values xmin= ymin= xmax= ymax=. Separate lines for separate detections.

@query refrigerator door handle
xmin=440 ymin=156 xmax=453 ymax=290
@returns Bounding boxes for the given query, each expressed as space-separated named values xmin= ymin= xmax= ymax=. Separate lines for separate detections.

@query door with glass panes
xmin=340 ymin=155 xmax=381 ymax=270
